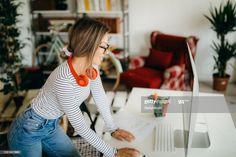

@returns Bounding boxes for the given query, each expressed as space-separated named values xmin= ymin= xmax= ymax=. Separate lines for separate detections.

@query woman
xmin=7 ymin=18 xmax=142 ymax=157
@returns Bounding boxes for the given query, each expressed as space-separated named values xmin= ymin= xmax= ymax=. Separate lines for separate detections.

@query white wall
xmin=129 ymin=0 xmax=236 ymax=82
xmin=18 ymin=0 xmax=236 ymax=82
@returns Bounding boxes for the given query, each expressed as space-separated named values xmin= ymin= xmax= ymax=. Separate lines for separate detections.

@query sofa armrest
xmin=161 ymin=64 xmax=185 ymax=90
xmin=163 ymin=64 xmax=184 ymax=79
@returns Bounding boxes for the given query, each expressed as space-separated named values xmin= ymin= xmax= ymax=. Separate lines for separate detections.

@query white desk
xmin=106 ymin=87 xmax=236 ymax=157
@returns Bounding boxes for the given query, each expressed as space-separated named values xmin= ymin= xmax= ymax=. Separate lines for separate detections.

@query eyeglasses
xmin=99 ymin=44 xmax=110 ymax=54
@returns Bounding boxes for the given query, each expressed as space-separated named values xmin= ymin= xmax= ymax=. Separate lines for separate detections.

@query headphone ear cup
xmin=76 ymin=75 xmax=89 ymax=87
xmin=86 ymin=68 xmax=98 ymax=80
xmin=68 ymin=56 xmax=90 ymax=87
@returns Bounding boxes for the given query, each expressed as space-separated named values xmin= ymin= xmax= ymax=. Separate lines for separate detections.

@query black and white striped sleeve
xmin=54 ymin=77 xmax=116 ymax=157
xmin=90 ymin=71 xmax=118 ymax=133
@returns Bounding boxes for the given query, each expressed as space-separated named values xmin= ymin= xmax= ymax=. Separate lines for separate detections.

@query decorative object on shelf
xmin=148 ymin=93 xmax=170 ymax=117
xmin=55 ymin=0 xmax=68 ymax=10
xmin=205 ymin=0 xmax=236 ymax=91
xmin=100 ymin=57 xmax=113 ymax=76
xmin=110 ymin=48 xmax=124 ymax=59
xmin=32 ymin=0 xmax=54 ymax=10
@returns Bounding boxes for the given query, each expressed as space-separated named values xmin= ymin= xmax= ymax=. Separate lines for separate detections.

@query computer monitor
xmin=182 ymin=43 xmax=200 ymax=157
xmin=107 ymin=41 xmax=209 ymax=157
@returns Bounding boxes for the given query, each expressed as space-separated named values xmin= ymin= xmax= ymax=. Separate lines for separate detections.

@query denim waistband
xmin=18 ymin=107 xmax=59 ymax=127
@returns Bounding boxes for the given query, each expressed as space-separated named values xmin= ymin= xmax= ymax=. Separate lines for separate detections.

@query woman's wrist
xmin=111 ymin=128 xmax=119 ymax=136
xmin=114 ymin=148 xmax=118 ymax=156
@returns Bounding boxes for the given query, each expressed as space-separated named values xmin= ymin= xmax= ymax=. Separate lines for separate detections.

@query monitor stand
xmin=174 ymin=129 xmax=210 ymax=148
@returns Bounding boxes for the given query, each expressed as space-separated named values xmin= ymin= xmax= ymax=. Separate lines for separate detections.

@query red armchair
xmin=120 ymin=31 xmax=198 ymax=89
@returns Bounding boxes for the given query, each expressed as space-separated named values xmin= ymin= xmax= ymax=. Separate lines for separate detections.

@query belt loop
xmin=54 ymin=118 xmax=59 ymax=128
xmin=45 ymin=119 xmax=48 ymax=126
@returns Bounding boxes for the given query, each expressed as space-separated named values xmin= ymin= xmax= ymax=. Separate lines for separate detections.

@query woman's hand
xmin=116 ymin=148 xmax=143 ymax=157
xmin=111 ymin=128 xmax=135 ymax=142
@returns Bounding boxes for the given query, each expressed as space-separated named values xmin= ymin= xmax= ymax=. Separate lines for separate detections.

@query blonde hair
xmin=67 ymin=17 xmax=109 ymax=68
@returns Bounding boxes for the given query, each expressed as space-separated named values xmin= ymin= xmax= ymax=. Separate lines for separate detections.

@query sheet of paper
xmin=113 ymin=110 xmax=155 ymax=142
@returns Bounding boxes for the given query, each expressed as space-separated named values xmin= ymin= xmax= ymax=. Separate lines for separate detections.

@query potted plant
xmin=205 ymin=0 xmax=236 ymax=91
xmin=0 ymin=0 xmax=26 ymax=110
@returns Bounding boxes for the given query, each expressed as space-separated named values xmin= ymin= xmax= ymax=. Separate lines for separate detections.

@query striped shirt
xmin=31 ymin=61 xmax=117 ymax=157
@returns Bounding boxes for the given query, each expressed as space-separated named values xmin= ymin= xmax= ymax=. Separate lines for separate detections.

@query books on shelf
xmin=77 ymin=0 xmax=121 ymax=12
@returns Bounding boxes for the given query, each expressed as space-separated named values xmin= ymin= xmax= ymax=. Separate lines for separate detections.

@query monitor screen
xmin=182 ymin=43 xmax=199 ymax=156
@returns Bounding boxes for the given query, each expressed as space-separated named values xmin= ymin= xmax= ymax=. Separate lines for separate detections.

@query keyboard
xmin=154 ymin=123 xmax=175 ymax=152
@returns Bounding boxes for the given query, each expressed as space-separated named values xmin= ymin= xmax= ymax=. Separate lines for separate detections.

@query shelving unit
xmin=30 ymin=0 xmax=129 ymax=82
xmin=30 ymin=0 xmax=129 ymax=58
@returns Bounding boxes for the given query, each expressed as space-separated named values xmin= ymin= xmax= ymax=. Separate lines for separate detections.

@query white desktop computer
xmin=107 ymin=42 xmax=212 ymax=157
xmin=176 ymin=43 xmax=210 ymax=156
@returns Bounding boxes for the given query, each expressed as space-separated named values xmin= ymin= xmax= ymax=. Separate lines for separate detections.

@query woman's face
xmin=92 ymin=34 xmax=109 ymax=65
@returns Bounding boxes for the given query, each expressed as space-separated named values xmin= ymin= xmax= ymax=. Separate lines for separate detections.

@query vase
xmin=213 ymin=74 xmax=230 ymax=91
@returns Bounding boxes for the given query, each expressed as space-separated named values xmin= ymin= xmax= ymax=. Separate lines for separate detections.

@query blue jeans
xmin=7 ymin=107 xmax=80 ymax=157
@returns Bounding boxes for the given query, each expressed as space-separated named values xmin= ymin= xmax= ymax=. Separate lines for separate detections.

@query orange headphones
xmin=68 ymin=56 xmax=98 ymax=87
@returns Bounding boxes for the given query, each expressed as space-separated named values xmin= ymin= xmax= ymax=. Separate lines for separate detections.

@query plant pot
xmin=213 ymin=74 xmax=230 ymax=91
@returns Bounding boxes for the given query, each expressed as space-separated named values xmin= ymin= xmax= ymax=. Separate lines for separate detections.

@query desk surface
xmin=106 ymin=87 xmax=236 ymax=157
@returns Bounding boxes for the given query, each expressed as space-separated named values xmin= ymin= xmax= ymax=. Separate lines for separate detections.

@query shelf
xmin=77 ymin=10 xmax=123 ymax=16
xmin=36 ymin=32 xmax=68 ymax=36
xmin=109 ymin=33 xmax=122 ymax=37
xmin=36 ymin=32 xmax=122 ymax=37
xmin=31 ymin=0 xmax=129 ymax=59
xmin=123 ymin=10 xmax=129 ymax=14
xmin=33 ymin=10 xmax=76 ymax=17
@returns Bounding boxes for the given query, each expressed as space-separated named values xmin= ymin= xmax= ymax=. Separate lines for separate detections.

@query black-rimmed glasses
xmin=99 ymin=44 xmax=110 ymax=54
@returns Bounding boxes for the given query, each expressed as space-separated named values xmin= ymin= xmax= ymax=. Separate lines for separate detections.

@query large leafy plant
xmin=0 ymin=0 xmax=25 ymax=95
xmin=205 ymin=0 xmax=236 ymax=77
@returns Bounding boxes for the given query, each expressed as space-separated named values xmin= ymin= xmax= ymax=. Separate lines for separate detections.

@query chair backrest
xmin=150 ymin=31 xmax=198 ymax=66
xmin=80 ymin=102 xmax=98 ymax=132
xmin=66 ymin=102 xmax=98 ymax=137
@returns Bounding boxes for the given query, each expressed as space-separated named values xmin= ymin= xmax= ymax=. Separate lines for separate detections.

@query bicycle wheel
xmin=32 ymin=44 xmax=49 ymax=67
xmin=33 ymin=44 xmax=60 ymax=76
xmin=34 ymin=43 xmax=65 ymax=66
xmin=102 ymin=52 xmax=123 ymax=91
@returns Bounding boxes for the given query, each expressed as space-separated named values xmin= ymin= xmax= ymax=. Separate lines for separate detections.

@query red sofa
xmin=120 ymin=31 xmax=198 ymax=89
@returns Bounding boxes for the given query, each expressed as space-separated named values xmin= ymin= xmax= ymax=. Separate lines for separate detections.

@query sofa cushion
xmin=145 ymin=48 xmax=173 ymax=70
xmin=120 ymin=67 xmax=164 ymax=88
xmin=128 ymin=56 xmax=145 ymax=69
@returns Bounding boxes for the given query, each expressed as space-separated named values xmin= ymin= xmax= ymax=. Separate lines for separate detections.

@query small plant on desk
xmin=148 ymin=93 xmax=170 ymax=117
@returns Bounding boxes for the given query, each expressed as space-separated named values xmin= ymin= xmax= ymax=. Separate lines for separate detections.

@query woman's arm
xmin=90 ymin=68 xmax=135 ymax=142
xmin=55 ymin=77 xmax=116 ymax=157
xmin=90 ymin=70 xmax=118 ymax=133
